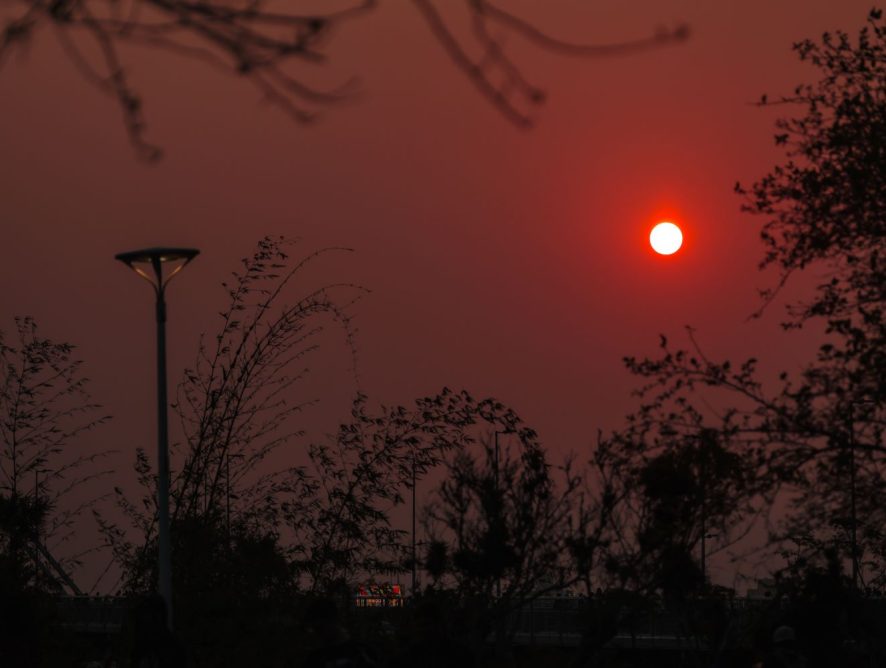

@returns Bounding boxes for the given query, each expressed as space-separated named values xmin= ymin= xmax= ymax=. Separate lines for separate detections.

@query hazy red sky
xmin=0 ymin=0 xmax=873 ymax=585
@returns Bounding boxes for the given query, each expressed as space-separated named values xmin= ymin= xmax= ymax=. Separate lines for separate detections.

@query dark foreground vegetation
xmin=1 ymin=9 xmax=884 ymax=668
xmin=4 ymin=578 xmax=886 ymax=666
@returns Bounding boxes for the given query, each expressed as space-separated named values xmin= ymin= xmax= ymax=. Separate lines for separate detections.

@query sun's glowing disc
xmin=650 ymin=222 xmax=683 ymax=255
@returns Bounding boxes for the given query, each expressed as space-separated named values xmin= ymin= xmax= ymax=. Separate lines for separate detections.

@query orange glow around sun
xmin=650 ymin=222 xmax=683 ymax=255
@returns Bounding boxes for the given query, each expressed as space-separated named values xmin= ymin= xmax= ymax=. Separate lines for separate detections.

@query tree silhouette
xmin=285 ymin=391 xmax=469 ymax=592
xmin=0 ymin=0 xmax=687 ymax=159
xmin=291 ymin=388 xmax=575 ymax=595
xmin=596 ymin=410 xmax=763 ymax=599
xmin=421 ymin=430 xmax=593 ymax=657
xmin=620 ymin=9 xmax=885 ymax=587
xmin=0 ymin=316 xmax=110 ymax=593
xmin=0 ymin=317 xmax=110 ymax=666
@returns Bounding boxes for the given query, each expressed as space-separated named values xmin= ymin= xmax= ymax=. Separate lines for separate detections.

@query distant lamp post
xmin=226 ymin=451 xmax=244 ymax=545
xmin=115 ymin=247 xmax=199 ymax=629
xmin=847 ymin=398 xmax=875 ymax=591
xmin=493 ymin=431 xmax=502 ymax=492
xmin=33 ymin=464 xmax=47 ymax=588
xmin=411 ymin=448 xmax=417 ymax=598
xmin=698 ymin=428 xmax=719 ymax=590
xmin=493 ymin=429 xmax=512 ymax=599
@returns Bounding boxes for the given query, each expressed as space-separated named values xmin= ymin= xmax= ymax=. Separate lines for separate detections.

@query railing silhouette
xmin=53 ymin=596 xmax=128 ymax=634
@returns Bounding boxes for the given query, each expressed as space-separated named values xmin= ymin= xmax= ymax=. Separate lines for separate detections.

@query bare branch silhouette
xmin=414 ymin=0 xmax=689 ymax=127
xmin=0 ymin=317 xmax=111 ymax=591
xmin=1 ymin=0 xmax=687 ymax=157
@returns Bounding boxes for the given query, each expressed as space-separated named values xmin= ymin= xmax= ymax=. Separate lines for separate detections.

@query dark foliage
xmin=286 ymin=389 xmax=472 ymax=592
xmin=421 ymin=430 xmax=604 ymax=658
xmin=616 ymin=9 xmax=886 ymax=587
xmin=0 ymin=317 xmax=110 ymax=664
xmin=0 ymin=316 xmax=110 ymax=591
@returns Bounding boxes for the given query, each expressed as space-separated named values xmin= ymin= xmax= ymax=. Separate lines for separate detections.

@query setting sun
xmin=650 ymin=222 xmax=683 ymax=255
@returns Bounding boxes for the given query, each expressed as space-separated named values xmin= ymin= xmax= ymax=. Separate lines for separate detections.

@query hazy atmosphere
xmin=1 ymin=1 xmax=882 ymax=666
xmin=3 ymin=1 xmax=860 ymax=450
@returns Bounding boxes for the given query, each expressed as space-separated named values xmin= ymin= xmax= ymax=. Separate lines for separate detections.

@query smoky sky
xmin=0 ymin=0 xmax=870 ymax=586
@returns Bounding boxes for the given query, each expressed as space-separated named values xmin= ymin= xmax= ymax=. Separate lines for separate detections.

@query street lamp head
xmin=115 ymin=247 xmax=200 ymax=291
xmin=116 ymin=247 xmax=200 ymax=266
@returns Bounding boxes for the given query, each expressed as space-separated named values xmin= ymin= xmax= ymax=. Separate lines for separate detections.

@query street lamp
xmin=116 ymin=247 xmax=199 ymax=629
xmin=226 ymin=451 xmax=244 ymax=545
xmin=33 ymin=464 xmax=47 ymax=589
xmin=411 ymin=448 xmax=417 ymax=598
xmin=493 ymin=429 xmax=512 ymax=599
xmin=695 ymin=428 xmax=719 ymax=590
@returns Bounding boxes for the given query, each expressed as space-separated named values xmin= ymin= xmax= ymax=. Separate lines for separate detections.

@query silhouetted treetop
xmin=739 ymin=8 xmax=885 ymax=325
xmin=620 ymin=10 xmax=886 ymax=584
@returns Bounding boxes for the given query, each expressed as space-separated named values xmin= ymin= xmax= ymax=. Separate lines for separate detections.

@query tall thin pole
xmin=155 ymin=277 xmax=173 ymax=629
xmin=117 ymin=248 xmax=198 ymax=630
xmin=494 ymin=431 xmax=501 ymax=599
xmin=699 ymin=430 xmax=713 ymax=590
xmin=700 ymin=487 xmax=706 ymax=588
xmin=494 ymin=432 xmax=500 ymax=491
xmin=226 ymin=452 xmax=231 ymax=545
xmin=411 ymin=451 xmax=417 ymax=597
xmin=34 ymin=469 xmax=39 ymax=588
xmin=848 ymin=403 xmax=859 ymax=590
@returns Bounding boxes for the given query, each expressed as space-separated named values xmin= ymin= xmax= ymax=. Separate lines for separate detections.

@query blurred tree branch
xmin=0 ymin=0 xmax=687 ymax=159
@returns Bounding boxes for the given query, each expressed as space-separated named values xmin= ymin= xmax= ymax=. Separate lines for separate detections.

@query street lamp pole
xmin=846 ymin=400 xmax=876 ymax=590
xmin=34 ymin=468 xmax=40 ymax=588
xmin=225 ymin=451 xmax=245 ymax=546
xmin=845 ymin=398 xmax=878 ymax=591
xmin=698 ymin=429 xmax=718 ymax=590
xmin=700 ymin=477 xmax=706 ymax=587
xmin=493 ymin=430 xmax=507 ymax=599
xmin=849 ymin=404 xmax=859 ymax=590
xmin=227 ymin=452 xmax=231 ymax=544
xmin=494 ymin=431 xmax=500 ymax=493
xmin=116 ymin=248 xmax=199 ymax=630
xmin=154 ymin=271 xmax=173 ymax=627
xmin=412 ymin=450 xmax=417 ymax=598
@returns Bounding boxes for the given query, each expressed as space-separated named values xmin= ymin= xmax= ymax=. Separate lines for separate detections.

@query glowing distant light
xmin=650 ymin=222 xmax=683 ymax=255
